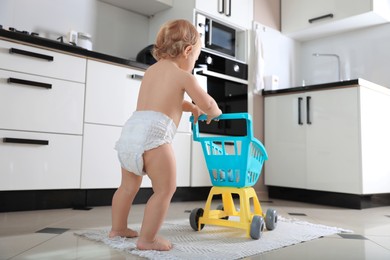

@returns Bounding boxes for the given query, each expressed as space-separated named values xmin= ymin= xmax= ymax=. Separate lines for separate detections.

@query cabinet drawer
xmin=85 ymin=60 xmax=143 ymax=126
xmin=0 ymin=69 xmax=84 ymax=135
xmin=0 ymin=130 xmax=82 ymax=190
xmin=0 ymin=40 xmax=86 ymax=83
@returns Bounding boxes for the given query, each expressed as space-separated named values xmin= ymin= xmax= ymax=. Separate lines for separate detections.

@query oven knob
xmin=233 ymin=64 xmax=240 ymax=72
xmin=206 ymin=56 xmax=213 ymax=65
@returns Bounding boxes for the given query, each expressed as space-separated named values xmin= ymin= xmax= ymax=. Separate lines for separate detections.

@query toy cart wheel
xmin=265 ymin=208 xmax=278 ymax=231
xmin=217 ymin=204 xmax=229 ymax=220
xmin=190 ymin=208 xmax=205 ymax=231
xmin=250 ymin=215 xmax=264 ymax=240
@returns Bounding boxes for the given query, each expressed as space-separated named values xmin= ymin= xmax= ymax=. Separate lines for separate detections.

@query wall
xmin=299 ymin=23 xmax=390 ymax=88
xmin=250 ymin=0 xmax=300 ymax=199
xmin=0 ymin=0 xmax=149 ymax=59
xmin=254 ymin=0 xmax=280 ymax=30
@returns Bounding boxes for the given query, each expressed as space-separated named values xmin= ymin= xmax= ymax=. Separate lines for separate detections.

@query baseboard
xmin=268 ymin=186 xmax=390 ymax=209
xmin=0 ymin=187 xmax=212 ymax=212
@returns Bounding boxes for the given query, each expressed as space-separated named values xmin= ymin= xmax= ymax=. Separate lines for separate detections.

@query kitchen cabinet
xmin=149 ymin=0 xmax=253 ymax=41
xmin=196 ymin=0 xmax=254 ymax=29
xmin=264 ymin=80 xmax=390 ymax=195
xmin=281 ymin=0 xmax=390 ymax=41
xmin=99 ymin=0 xmax=173 ymax=17
xmin=0 ymin=39 xmax=86 ymax=190
xmin=85 ymin=60 xmax=143 ymax=127
xmin=81 ymin=59 xmax=191 ymax=188
xmin=81 ymin=124 xmax=191 ymax=188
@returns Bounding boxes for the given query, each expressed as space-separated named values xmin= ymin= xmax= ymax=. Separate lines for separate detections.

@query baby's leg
xmin=109 ymin=168 xmax=142 ymax=238
xmin=136 ymin=144 xmax=176 ymax=251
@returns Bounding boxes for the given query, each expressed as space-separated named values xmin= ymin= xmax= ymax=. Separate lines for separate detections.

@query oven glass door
xmin=205 ymin=19 xmax=236 ymax=57
xmin=198 ymin=76 xmax=247 ymax=136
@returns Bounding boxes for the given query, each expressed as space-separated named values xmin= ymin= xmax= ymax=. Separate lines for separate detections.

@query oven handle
xmin=196 ymin=69 xmax=248 ymax=85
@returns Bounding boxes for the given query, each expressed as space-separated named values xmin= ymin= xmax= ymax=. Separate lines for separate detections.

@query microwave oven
xmin=195 ymin=12 xmax=246 ymax=61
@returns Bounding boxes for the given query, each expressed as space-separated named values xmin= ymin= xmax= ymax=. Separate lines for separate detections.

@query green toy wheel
xmin=190 ymin=208 xmax=205 ymax=231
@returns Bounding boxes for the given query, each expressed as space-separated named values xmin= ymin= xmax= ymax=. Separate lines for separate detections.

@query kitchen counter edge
xmin=262 ymin=78 xmax=390 ymax=96
xmin=0 ymin=30 xmax=149 ymax=71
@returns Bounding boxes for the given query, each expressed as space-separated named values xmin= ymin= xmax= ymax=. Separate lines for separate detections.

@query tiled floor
xmin=1 ymin=199 xmax=389 ymax=259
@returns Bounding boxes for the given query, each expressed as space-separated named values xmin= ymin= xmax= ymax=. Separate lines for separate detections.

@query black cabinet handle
xmin=8 ymin=77 xmax=52 ymax=89
xmin=9 ymin=47 xmax=54 ymax=62
xmin=308 ymin=13 xmax=334 ymax=23
xmin=306 ymin=96 xmax=312 ymax=125
xmin=130 ymin=74 xmax=143 ymax=81
xmin=298 ymin=97 xmax=303 ymax=125
xmin=3 ymin=137 xmax=49 ymax=145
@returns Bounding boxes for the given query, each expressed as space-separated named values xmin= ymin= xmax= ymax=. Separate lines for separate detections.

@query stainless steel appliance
xmin=195 ymin=12 xmax=247 ymax=62
xmin=194 ymin=50 xmax=248 ymax=136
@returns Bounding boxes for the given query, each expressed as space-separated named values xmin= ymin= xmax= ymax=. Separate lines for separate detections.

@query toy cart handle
xmin=190 ymin=112 xmax=254 ymax=140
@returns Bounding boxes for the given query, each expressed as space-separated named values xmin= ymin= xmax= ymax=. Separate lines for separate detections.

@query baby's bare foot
xmin=109 ymin=228 xmax=138 ymax=238
xmin=136 ymin=236 xmax=172 ymax=251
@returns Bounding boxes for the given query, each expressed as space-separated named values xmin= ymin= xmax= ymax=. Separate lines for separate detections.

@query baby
xmin=109 ymin=19 xmax=222 ymax=251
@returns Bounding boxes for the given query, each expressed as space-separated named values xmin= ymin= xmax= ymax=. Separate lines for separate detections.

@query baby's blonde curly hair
xmin=152 ymin=19 xmax=200 ymax=61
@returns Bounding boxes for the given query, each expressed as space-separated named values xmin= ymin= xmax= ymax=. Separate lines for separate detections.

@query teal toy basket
xmin=191 ymin=113 xmax=268 ymax=188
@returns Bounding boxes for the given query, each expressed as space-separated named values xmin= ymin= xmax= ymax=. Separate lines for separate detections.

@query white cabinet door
xmin=306 ymin=88 xmax=361 ymax=193
xmin=81 ymin=123 xmax=122 ymax=189
xmin=85 ymin=60 xmax=144 ymax=126
xmin=0 ymin=69 xmax=84 ymax=135
xmin=191 ymin=138 xmax=212 ymax=187
xmin=264 ymin=93 xmax=307 ymax=189
xmin=173 ymin=133 xmax=191 ymax=187
xmin=81 ymin=124 xmax=191 ymax=188
xmin=0 ymin=130 xmax=82 ymax=190
xmin=196 ymin=0 xmax=253 ymax=28
xmin=281 ymin=0 xmax=390 ymax=40
xmin=265 ymin=88 xmax=362 ymax=194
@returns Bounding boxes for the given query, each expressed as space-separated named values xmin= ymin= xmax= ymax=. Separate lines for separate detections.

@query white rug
xmin=75 ymin=217 xmax=351 ymax=260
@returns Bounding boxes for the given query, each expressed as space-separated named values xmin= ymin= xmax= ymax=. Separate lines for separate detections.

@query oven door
xmin=194 ymin=68 xmax=248 ymax=136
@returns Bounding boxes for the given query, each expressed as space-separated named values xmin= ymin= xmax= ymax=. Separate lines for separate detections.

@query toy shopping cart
xmin=189 ymin=113 xmax=277 ymax=239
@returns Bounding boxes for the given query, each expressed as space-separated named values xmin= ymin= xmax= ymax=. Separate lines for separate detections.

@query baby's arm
xmin=184 ymin=75 xmax=222 ymax=124
xmin=182 ymin=101 xmax=204 ymax=124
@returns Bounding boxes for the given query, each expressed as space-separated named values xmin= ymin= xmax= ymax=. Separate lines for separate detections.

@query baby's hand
xmin=206 ymin=109 xmax=222 ymax=124
xmin=191 ymin=105 xmax=205 ymax=124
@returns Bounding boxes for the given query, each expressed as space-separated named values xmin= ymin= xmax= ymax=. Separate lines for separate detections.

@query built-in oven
xmin=194 ymin=50 xmax=248 ymax=136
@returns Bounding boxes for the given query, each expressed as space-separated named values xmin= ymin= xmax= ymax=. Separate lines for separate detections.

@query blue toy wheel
xmin=250 ymin=215 xmax=264 ymax=240
xmin=265 ymin=208 xmax=278 ymax=230
xmin=190 ymin=208 xmax=205 ymax=231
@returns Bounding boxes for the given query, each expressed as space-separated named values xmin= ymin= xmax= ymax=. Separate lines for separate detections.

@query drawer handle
xmin=3 ymin=137 xmax=49 ymax=145
xmin=9 ymin=47 xmax=54 ymax=62
xmin=130 ymin=74 xmax=143 ymax=81
xmin=8 ymin=77 xmax=52 ymax=89
xmin=308 ymin=13 xmax=334 ymax=23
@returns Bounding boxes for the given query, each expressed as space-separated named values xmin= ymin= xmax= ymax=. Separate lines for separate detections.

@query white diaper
xmin=115 ymin=111 xmax=177 ymax=176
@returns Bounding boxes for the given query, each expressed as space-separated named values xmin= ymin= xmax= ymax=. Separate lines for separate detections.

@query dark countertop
xmin=262 ymin=79 xmax=361 ymax=96
xmin=0 ymin=29 xmax=149 ymax=70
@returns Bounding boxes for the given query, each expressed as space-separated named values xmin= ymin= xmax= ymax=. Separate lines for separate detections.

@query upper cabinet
xmin=196 ymin=0 xmax=253 ymax=29
xmin=99 ymin=0 xmax=173 ymax=16
xmin=282 ymin=0 xmax=390 ymax=41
